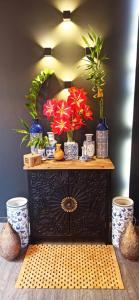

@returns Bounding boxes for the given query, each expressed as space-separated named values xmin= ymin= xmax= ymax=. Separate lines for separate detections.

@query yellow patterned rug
xmin=16 ymin=244 xmax=124 ymax=289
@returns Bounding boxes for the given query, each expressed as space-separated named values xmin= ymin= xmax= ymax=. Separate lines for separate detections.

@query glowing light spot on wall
xmin=123 ymin=70 xmax=138 ymax=129
xmin=56 ymin=89 xmax=70 ymax=99
xmin=57 ymin=66 xmax=77 ymax=81
xmin=61 ymin=20 xmax=73 ymax=31
xmin=33 ymin=31 xmax=59 ymax=48
xmin=120 ymin=0 xmax=138 ymax=196
xmin=54 ymin=22 xmax=82 ymax=44
xmin=120 ymin=137 xmax=132 ymax=196
xmin=51 ymin=0 xmax=82 ymax=12
xmin=35 ymin=57 xmax=78 ymax=83
xmin=35 ymin=57 xmax=62 ymax=75
xmin=36 ymin=57 xmax=54 ymax=70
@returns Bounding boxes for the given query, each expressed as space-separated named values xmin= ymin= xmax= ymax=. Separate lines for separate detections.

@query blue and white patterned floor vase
xmin=64 ymin=142 xmax=78 ymax=160
xmin=6 ymin=197 xmax=29 ymax=248
xmin=112 ymin=196 xmax=134 ymax=248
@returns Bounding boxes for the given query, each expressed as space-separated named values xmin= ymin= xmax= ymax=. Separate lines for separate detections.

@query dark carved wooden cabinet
xmin=25 ymin=159 xmax=114 ymax=243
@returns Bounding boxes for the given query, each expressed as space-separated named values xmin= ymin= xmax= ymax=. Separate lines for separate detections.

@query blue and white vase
xmin=96 ymin=118 xmax=108 ymax=158
xmin=46 ymin=132 xmax=57 ymax=159
xmin=38 ymin=148 xmax=46 ymax=159
xmin=64 ymin=142 xmax=78 ymax=160
xmin=83 ymin=134 xmax=95 ymax=159
xmin=6 ymin=197 xmax=29 ymax=248
xmin=29 ymin=119 xmax=43 ymax=154
xmin=112 ymin=196 xmax=134 ymax=248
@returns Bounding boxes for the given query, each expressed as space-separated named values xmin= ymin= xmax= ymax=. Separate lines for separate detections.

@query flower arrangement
xmin=43 ymin=87 xmax=93 ymax=142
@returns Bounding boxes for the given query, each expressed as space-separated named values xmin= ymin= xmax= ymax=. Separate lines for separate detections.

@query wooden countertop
xmin=23 ymin=157 xmax=115 ymax=170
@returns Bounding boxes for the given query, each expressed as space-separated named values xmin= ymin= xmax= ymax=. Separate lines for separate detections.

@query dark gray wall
xmin=0 ymin=0 xmax=137 ymax=218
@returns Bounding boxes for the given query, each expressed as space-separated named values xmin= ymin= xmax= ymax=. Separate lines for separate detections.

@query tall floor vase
xmin=6 ymin=197 xmax=29 ymax=248
xmin=112 ymin=196 xmax=134 ymax=248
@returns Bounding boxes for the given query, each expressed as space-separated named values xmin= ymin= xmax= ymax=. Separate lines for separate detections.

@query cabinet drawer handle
xmin=61 ymin=197 xmax=77 ymax=213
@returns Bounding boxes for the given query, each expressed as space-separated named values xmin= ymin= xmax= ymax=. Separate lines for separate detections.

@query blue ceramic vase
xmin=29 ymin=119 xmax=43 ymax=153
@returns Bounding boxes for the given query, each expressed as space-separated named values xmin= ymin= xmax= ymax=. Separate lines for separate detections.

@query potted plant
xmin=82 ymin=28 xmax=108 ymax=119
xmin=27 ymin=135 xmax=49 ymax=158
xmin=82 ymin=28 xmax=109 ymax=158
xmin=15 ymin=68 xmax=54 ymax=147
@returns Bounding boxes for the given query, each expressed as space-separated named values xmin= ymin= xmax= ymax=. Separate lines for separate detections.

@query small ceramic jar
xmin=54 ymin=144 xmax=64 ymax=161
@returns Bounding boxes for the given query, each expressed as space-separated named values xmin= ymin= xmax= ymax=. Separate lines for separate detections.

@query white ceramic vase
xmin=6 ymin=197 xmax=29 ymax=248
xmin=112 ymin=196 xmax=134 ymax=248
xmin=46 ymin=132 xmax=57 ymax=159
xmin=38 ymin=148 xmax=45 ymax=158
xmin=83 ymin=134 xmax=95 ymax=159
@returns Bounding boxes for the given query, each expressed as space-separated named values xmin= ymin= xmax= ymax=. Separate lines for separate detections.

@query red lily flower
xmin=51 ymin=117 xmax=71 ymax=135
xmin=70 ymin=114 xmax=84 ymax=130
xmin=83 ymin=104 xmax=93 ymax=120
xmin=43 ymin=99 xmax=57 ymax=118
xmin=67 ymin=88 xmax=86 ymax=109
xmin=68 ymin=86 xmax=78 ymax=94
xmin=55 ymin=100 xmax=72 ymax=118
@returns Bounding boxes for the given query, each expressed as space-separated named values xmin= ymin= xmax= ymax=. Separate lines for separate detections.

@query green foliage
xmin=25 ymin=68 xmax=54 ymax=119
xmin=14 ymin=118 xmax=30 ymax=146
xmin=82 ymin=27 xmax=108 ymax=118
xmin=15 ymin=68 xmax=54 ymax=147
xmin=27 ymin=135 xmax=49 ymax=149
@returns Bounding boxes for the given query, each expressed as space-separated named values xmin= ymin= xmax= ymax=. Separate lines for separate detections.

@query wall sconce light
xmin=85 ymin=47 xmax=93 ymax=56
xmin=44 ymin=48 xmax=52 ymax=56
xmin=63 ymin=11 xmax=71 ymax=21
xmin=64 ymin=81 xmax=72 ymax=88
